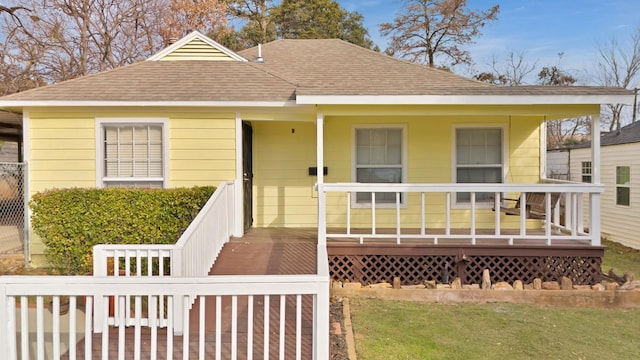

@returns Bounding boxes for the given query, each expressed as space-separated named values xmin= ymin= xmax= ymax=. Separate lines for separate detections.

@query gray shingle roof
xmin=575 ymin=120 xmax=640 ymax=148
xmin=0 ymin=38 xmax=633 ymax=103
xmin=1 ymin=61 xmax=296 ymax=102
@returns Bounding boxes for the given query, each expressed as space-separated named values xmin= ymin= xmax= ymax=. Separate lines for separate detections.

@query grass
xmin=350 ymin=240 xmax=640 ymax=360
xmin=350 ymin=299 xmax=640 ymax=360
xmin=601 ymin=239 xmax=640 ymax=276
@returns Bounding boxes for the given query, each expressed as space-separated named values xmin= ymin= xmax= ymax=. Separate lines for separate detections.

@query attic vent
xmin=255 ymin=44 xmax=264 ymax=63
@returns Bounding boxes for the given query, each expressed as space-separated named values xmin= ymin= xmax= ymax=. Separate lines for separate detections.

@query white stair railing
xmin=92 ymin=181 xmax=236 ymax=334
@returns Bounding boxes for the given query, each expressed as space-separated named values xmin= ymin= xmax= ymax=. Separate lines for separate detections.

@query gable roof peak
xmin=148 ymin=30 xmax=247 ymax=62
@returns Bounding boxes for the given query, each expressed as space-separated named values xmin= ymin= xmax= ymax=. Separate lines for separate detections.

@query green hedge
xmin=30 ymin=186 xmax=215 ymax=274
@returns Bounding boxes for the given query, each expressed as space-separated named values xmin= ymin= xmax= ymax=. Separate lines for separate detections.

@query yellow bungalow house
xmin=0 ymin=31 xmax=635 ymax=358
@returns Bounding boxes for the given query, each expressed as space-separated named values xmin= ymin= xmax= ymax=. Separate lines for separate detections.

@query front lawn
xmin=350 ymin=298 xmax=640 ymax=360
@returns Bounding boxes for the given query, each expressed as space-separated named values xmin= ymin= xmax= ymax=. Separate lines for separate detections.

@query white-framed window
xmin=581 ymin=161 xmax=592 ymax=183
xmin=616 ymin=165 xmax=630 ymax=206
xmin=96 ymin=118 xmax=168 ymax=188
xmin=352 ymin=125 xmax=407 ymax=207
xmin=453 ymin=125 xmax=506 ymax=205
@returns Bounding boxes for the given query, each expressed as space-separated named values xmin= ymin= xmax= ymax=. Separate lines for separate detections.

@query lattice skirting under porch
xmin=327 ymin=244 xmax=604 ymax=286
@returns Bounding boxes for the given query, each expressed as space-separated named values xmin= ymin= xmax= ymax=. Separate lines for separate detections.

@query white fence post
xmin=0 ymin=283 xmax=8 ymax=358
xmin=590 ymin=193 xmax=601 ymax=246
xmin=92 ymin=246 xmax=108 ymax=332
xmin=172 ymin=246 xmax=184 ymax=335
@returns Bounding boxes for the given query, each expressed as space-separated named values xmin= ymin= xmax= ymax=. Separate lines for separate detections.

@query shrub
xmin=30 ymin=186 xmax=215 ymax=274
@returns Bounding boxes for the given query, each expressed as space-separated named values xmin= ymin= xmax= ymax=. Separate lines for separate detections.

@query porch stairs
xmin=65 ymin=232 xmax=320 ymax=358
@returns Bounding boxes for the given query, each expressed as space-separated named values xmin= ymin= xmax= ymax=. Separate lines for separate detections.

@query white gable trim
xmin=148 ymin=30 xmax=247 ymax=62
xmin=296 ymin=94 xmax=635 ymax=106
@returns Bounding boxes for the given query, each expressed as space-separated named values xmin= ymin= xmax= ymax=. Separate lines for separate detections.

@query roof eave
xmin=295 ymin=94 xmax=636 ymax=106
xmin=0 ymin=100 xmax=299 ymax=108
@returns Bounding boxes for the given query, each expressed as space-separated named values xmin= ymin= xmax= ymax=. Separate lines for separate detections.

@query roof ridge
xmin=333 ymin=39 xmax=494 ymax=87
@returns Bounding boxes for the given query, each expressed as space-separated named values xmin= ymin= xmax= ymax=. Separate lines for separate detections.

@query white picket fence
xmin=0 ymin=261 xmax=330 ymax=359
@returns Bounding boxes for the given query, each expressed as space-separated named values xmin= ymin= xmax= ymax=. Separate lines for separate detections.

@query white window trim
xmin=351 ymin=124 xmax=408 ymax=209
xmin=95 ymin=117 xmax=169 ymax=188
xmin=451 ymin=123 xmax=509 ymax=209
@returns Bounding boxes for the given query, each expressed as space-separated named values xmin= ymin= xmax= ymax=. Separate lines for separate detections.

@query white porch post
xmin=317 ymin=113 xmax=326 ymax=245
xmin=233 ymin=113 xmax=244 ymax=237
xmin=590 ymin=114 xmax=601 ymax=246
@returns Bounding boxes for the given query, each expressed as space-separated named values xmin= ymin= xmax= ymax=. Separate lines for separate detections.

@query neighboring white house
xmin=558 ymin=121 xmax=640 ymax=249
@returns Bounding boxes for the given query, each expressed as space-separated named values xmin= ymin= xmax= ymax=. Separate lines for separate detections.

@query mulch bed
xmin=330 ymin=297 xmax=349 ymax=359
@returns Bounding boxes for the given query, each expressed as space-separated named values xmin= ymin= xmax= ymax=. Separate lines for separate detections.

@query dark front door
xmin=242 ymin=122 xmax=253 ymax=232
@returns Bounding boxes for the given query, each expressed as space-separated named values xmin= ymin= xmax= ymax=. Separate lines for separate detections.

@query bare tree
xmin=595 ymin=27 xmax=640 ymax=130
xmin=160 ymin=0 xmax=230 ymax=45
xmin=0 ymin=0 xmax=167 ymax=93
xmin=379 ymin=0 xmax=499 ymax=68
xmin=474 ymin=50 xmax=536 ymax=86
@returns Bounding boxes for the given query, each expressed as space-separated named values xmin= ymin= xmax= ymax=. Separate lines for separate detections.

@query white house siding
xmin=547 ymin=149 xmax=570 ymax=180
xmin=571 ymin=143 xmax=640 ymax=249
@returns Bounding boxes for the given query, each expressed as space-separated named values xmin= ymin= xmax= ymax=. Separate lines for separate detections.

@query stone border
xmin=342 ymin=298 xmax=358 ymax=360
xmin=332 ymin=287 xmax=640 ymax=309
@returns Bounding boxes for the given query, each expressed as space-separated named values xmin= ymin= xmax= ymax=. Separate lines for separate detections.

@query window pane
xmin=387 ymin=129 xmax=402 ymax=145
xmin=371 ymin=129 xmax=386 ymax=146
xmin=617 ymin=166 xmax=630 ymax=185
xmin=356 ymin=129 xmax=370 ymax=146
xmin=357 ymin=146 xmax=370 ymax=164
xmin=357 ymin=168 xmax=402 ymax=183
xmin=370 ymin=145 xmax=386 ymax=164
xmin=356 ymin=168 xmax=401 ymax=203
xmin=617 ymin=187 xmax=630 ymax=206
xmin=457 ymin=167 xmax=502 ymax=183
xmin=387 ymin=145 xmax=401 ymax=164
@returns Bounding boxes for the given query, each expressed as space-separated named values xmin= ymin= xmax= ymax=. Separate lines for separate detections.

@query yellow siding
xmin=252 ymin=121 xmax=318 ymax=227
xmin=160 ymin=38 xmax=236 ymax=61
xmin=26 ymin=107 xmax=237 ymax=256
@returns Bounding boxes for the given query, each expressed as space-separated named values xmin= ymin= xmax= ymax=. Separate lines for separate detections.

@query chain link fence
xmin=0 ymin=162 xmax=26 ymax=256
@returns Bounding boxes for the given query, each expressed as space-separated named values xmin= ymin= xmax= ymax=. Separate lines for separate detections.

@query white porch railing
xmin=319 ymin=182 xmax=603 ymax=246
xmin=0 ymin=257 xmax=330 ymax=359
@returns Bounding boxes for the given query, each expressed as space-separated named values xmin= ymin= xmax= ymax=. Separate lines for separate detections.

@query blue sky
xmin=337 ymin=0 xmax=640 ymax=83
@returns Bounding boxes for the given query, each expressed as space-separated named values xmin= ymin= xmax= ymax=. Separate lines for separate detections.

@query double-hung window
xmin=616 ymin=166 xmax=630 ymax=206
xmin=97 ymin=119 xmax=167 ymax=188
xmin=454 ymin=126 xmax=504 ymax=204
xmin=581 ymin=161 xmax=592 ymax=183
xmin=353 ymin=126 xmax=406 ymax=206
